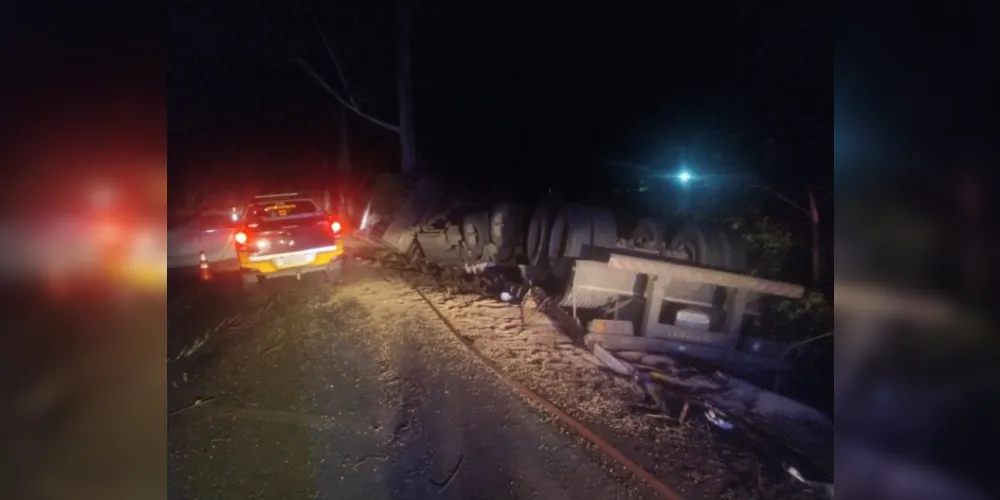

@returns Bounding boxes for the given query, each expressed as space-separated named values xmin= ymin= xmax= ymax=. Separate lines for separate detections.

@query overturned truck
xmin=359 ymin=176 xmax=808 ymax=375
xmin=359 ymin=175 xmax=833 ymax=495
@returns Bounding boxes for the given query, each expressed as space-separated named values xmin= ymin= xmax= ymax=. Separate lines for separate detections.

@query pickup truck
xmin=233 ymin=193 xmax=345 ymax=293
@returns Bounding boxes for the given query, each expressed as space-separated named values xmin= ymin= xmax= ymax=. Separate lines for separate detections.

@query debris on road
xmin=592 ymin=344 xmax=634 ymax=377
xmin=261 ymin=343 xmax=284 ymax=356
xmin=785 ymin=464 xmax=835 ymax=498
xmin=704 ymin=409 xmax=734 ymax=430
xmin=588 ymin=319 xmax=635 ymax=336
xmin=347 ymin=454 xmax=388 ymax=472
xmin=168 ymin=396 xmax=217 ymax=418
xmin=173 ymin=331 xmax=210 ymax=361
xmin=356 ymin=246 xmax=834 ymax=498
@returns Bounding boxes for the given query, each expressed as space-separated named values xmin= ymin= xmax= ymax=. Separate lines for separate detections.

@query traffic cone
xmin=198 ymin=250 xmax=213 ymax=281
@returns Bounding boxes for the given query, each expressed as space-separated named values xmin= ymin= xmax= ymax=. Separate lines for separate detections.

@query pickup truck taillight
xmin=234 ymin=229 xmax=257 ymax=251
xmin=320 ymin=218 xmax=344 ymax=235
xmin=234 ymin=228 xmax=270 ymax=253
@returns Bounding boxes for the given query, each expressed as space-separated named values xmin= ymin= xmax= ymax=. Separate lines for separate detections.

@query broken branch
xmin=291 ymin=57 xmax=401 ymax=134
xmin=780 ymin=331 xmax=834 ymax=360
xmin=261 ymin=343 xmax=284 ymax=356
xmin=167 ymin=396 xmax=217 ymax=418
xmin=765 ymin=187 xmax=813 ymax=219
xmin=307 ymin=8 xmax=357 ymax=107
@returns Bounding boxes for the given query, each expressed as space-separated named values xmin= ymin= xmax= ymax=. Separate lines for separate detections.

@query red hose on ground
xmin=390 ymin=271 xmax=684 ymax=500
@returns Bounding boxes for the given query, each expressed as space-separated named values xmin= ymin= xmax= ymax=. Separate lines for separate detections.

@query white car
xmin=167 ymin=207 xmax=242 ymax=269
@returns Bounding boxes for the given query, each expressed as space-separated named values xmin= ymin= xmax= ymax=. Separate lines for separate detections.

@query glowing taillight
xmin=331 ymin=221 xmax=342 ymax=233
xmin=234 ymin=231 xmax=248 ymax=244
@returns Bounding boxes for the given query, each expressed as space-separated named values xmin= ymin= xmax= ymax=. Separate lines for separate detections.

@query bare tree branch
xmin=291 ymin=57 xmax=400 ymax=134
xmin=307 ymin=7 xmax=357 ymax=107
xmin=765 ymin=187 xmax=813 ymax=219
xmin=781 ymin=331 xmax=834 ymax=360
xmin=775 ymin=330 xmax=834 ymax=392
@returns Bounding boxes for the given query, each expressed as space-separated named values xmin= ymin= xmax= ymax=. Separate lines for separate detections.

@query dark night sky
xmin=169 ymin=0 xmax=829 ymax=196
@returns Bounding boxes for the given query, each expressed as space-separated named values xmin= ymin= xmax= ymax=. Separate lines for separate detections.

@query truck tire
xmin=526 ymin=204 xmax=554 ymax=268
xmin=490 ymin=202 xmax=524 ymax=263
xmin=589 ymin=206 xmax=618 ymax=249
xmin=668 ymin=221 xmax=728 ymax=269
xmin=666 ymin=221 xmax=732 ymax=307
xmin=547 ymin=204 xmax=593 ymax=279
xmin=461 ymin=210 xmax=492 ymax=262
xmin=631 ymin=217 xmax=667 ymax=246
xmin=718 ymin=226 xmax=750 ymax=273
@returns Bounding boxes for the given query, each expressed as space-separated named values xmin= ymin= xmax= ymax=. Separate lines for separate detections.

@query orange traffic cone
xmin=198 ymin=250 xmax=213 ymax=281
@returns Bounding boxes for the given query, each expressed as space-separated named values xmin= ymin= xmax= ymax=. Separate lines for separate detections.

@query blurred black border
xmin=1 ymin=0 xmax=167 ymax=496
xmin=4 ymin=0 xmax=1000 ymax=497
xmin=837 ymin=1 xmax=1000 ymax=499
xmin=4 ymin=1 xmax=165 ymax=191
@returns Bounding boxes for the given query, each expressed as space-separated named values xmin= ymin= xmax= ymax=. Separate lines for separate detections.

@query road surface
xmin=167 ymin=257 xmax=656 ymax=500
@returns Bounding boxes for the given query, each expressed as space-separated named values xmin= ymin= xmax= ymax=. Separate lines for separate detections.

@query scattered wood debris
xmin=168 ymin=396 xmax=217 ymax=418
xmin=261 ymin=343 xmax=284 ymax=356
xmin=355 ymin=245 xmax=834 ymax=498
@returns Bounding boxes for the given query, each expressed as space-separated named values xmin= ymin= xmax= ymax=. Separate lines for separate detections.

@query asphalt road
xmin=167 ymin=256 xmax=655 ymax=500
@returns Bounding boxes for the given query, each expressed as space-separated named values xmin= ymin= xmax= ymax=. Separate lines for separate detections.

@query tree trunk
xmin=339 ymin=105 xmax=350 ymax=177
xmin=338 ymin=106 xmax=351 ymax=216
xmin=320 ymin=114 xmax=332 ymax=212
xmin=397 ymin=0 xmax=417 ymax=176
xmin=808 ymin=188 xmax=821 ymax=284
